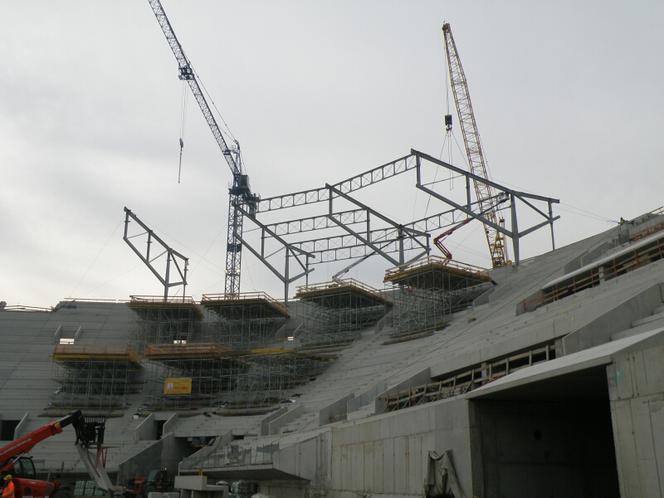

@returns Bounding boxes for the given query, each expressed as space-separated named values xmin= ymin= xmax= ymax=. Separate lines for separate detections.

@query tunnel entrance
xmin=470 ymin=366 xmax=619 ymax=498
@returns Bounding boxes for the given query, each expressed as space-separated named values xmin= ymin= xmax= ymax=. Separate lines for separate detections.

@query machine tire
xmin=51 ymin=486 xmax=74 ymax=498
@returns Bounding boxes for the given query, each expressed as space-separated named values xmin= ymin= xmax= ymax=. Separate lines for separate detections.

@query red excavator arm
xmin=0 ymin=411 xmax=86 ymax=473
xmin=434 ymin=196 xmax=510 ymax=263
xmin=433 ymin=218 xmax=474 ymax=263
xmin=0 ymin=410 xmax=115 ymax=498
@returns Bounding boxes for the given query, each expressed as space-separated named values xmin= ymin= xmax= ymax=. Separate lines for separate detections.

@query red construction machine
xmin=0 ymin=411 xmax=116 ymax=498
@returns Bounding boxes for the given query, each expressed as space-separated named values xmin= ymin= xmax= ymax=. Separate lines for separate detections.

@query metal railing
xmin=201 ymin=291 xmax=280 ymax=304
xmin=185 ymin=442 xmax=279 ymax=470
xmin=0 ymin=304 xmax=52 ymax=312
xmin=129 ymin=295 xmax=196 ymax=304
xmin=296 ymin=277 xmax=384 ymax=296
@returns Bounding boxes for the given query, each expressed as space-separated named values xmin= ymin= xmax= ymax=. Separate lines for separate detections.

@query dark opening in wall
xmin=155 ymin=420 xmax=165 ymax=439
xmin=470 ymin=367 xmax=619 ymax=498
xmin=1 ymin=420 xmax=19 ymax=441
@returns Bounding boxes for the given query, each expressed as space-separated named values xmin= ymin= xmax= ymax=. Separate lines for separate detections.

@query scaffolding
xmin=222 ymin=351 xmax=332 ymax=408
xmin=143 ymin=352 xmax=242 ymax=410
xmin=144 ymin=346 xmax=332 ymax=410
xmin=51 ymin=344 xmax=142 ymax=412
xmin=384 ymin=257 xmax=493 ymax=341
xmin=201 ymin=292 xmax=289 ymax=351
xmin=129 ymin=295 xmax=203 ymax=348
xmin=292 ymin=279 xmax=391 ymax=349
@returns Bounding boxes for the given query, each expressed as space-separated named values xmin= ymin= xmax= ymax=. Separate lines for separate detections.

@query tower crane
xmin=147 ymin=0 xmax=259 ymax=297
xmin=442 ymin=22 xmax=509 ymax=268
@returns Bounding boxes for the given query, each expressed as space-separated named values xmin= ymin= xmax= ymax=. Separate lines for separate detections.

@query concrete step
xmin=631 ymin=311 xmax=664 ymax=328
xmin=653 ymin=303 xmax=664 ymax=315
xmin=279 ymin=411 xmax=317 ymax=434
xmin=615 ymin=313 xmax=664 ymax=341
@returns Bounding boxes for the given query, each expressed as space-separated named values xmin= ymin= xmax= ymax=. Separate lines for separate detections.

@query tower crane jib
xmin=147 ymin=0 xmax=259 ymax=296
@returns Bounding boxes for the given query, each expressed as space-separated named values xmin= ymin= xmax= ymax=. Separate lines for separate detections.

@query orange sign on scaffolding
xmin=163 ymin=377 xmax=192 ymax=395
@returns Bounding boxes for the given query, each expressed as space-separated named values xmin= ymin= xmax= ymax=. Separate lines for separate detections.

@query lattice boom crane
xmin=442 ymin=22 xmax=508 ymax=268
xmin=147 ymin=0 xmax=259 ymax=296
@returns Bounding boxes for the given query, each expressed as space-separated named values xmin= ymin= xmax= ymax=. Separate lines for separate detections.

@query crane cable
xmin=194 ymin=67 xmax=239 ymax=147
xmin=178 ymin=80 xmax=187 ymax=183
xmin=176 ymin=66 xmax=241 ymax=184
xmin=424 ymin=46 xmax=455 ymax=219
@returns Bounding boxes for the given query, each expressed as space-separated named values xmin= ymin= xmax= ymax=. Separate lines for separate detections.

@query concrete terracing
xmin=3 ymin=214 xmax=664 ymax=497
xmin=179 ymin=215 xmax=664 ymax=497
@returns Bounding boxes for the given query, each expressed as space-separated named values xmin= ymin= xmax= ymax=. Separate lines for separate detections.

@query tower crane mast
xmin=147 ymin=0 xmax=258 ymax=296
xmin=442 ymin=22 xmax=508 ymax=268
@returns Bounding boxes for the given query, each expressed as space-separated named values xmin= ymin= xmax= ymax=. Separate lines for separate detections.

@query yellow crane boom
xmin=442 ymin=22 xmax=509 ymax=268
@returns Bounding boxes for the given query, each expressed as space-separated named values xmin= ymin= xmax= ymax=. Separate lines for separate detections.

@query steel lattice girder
xmin=122 ymin=207 xmax=188 ymax=300
xmin=238 ymin=149 xmax=559 ymax=300
xmin=256 ymin=154 xmax=416 ymax=213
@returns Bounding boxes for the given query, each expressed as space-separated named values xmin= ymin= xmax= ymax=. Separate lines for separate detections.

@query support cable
xmin=68 ymin=220 xmax=124 ymax=298
xmin=194 ymin=67 xmax=237 ymax=144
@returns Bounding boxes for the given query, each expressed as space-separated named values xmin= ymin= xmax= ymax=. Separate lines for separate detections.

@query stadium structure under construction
xmin=2 ymin=209 xmax=664 ymax=497
xmin=2 ymin=4 xmax=663 ymax=498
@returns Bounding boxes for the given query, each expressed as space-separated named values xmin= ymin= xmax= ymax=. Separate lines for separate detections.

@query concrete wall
xmin=261 ymin=397 xmax=471 ymax=498
xmin=609 ymin=343 xmax=664 ymax=497
xmin=563 ymin=283 xmax=664 ymax=353
xmin=374 ymin=368 xmax=431 ymax=415
xmin=273 ymin=432 xmax=330 ymax=485
xmin=320 ymin=394 xmax=354 ymax=426
xmin=265 ymin=405 xmax=303 ymax=435
xmin=259 ymin=480 xmax=309 ymax=498
xmin=118 ymin=439 xmax=164 ymax=483
xmin=135 ymin=414 xmax=157 ymax=441
xmin=326 ymin=397 xmax=471 ymax=497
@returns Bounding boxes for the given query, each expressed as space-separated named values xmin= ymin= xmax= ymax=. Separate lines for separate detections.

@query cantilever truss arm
xmin=235 ymin=206 xmax=315 ymax=303
xmin=412 ymin=150 xmax=560 ymax=264
xmin=325 ymin=184 xmax=430 ymax=267
xmin=123 ymin=207 xmax=188 ymax=300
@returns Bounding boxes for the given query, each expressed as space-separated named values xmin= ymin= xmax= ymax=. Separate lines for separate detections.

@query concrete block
xmin=174 ymin=475 xmax=208 ymax=491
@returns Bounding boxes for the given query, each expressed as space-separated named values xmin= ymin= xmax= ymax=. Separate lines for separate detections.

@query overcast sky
xmin=1 ymin=0 xmax=662 ymax=307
